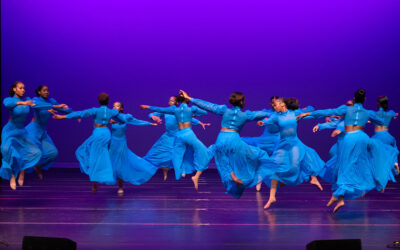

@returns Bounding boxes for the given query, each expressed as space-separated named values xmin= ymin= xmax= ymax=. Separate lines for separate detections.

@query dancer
xmin=110 ymin=101 xmax=159 ymax=194
xmin=53 ymin=93 xmax=131 ymax=193
xmin=1 ymin=81 xmax=51 ymax=190
xmin=25 ymin=85 xmax=72 ymax=180
xmin=144 ymin=95 xmax=210 ymax=181
xmin=297 ymin=89 xmax=387 ymax=212
xmin=259 ymin=97 xmax=324 ymax=209
xmin=242 ymin=96 xmax=280 ymax=156
xmin=370 ymin=96 xmax=399 ymax=190
xmin=140 ymin=93 xmax=209 ymax=190
xmin=179 ymin=90 xmax=277 ymax=198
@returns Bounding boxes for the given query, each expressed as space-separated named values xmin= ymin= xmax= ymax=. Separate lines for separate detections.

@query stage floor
xmin=0 ymin=168 xmax=399 ymax=249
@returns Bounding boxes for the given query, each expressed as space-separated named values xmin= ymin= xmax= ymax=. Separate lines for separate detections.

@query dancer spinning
xmin=297 ymin=89 xmax=389 ymax=212
xmin=260 ymin=97 xmax=324 ymax=209
xmin=144 ymin=95 xmax=210 ymax=181
xmin=1 ymin=81 xmax=51 ymax=190
xmin=53 ymin=93 xmax=132 ymax=193
xmin=179 ymin=90 xmax=277 ymax=198
xmin=140 ymin=93 xmax=209 ymax=190
xmin=110 ymin=101 xmax=159 ymax=194
xmin=26 ymin=85 xmax=72 ymax=180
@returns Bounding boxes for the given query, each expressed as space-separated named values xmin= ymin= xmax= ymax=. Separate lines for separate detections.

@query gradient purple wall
xmin=2 ymin=0 xmax=400 ymax=163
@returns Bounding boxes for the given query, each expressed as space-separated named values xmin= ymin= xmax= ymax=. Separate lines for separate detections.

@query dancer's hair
xmin=35 ymin=85 xmax=47 ymax=97
xmin=354 ymin=89 xmax=366 ymax=104
xmin=270 ymin=96 xmax=279 ymax=103
xmin=8 ymin=81 xmax=22 ymax=96
xmin=284 ymin=97 xmax=299 ymax=110
xmin=176 ymin=93 xmax=190 ymax=104
xmin=377 ymin=96 xmax=389 ymax=111
xmin=229 ymin=92 xmax=245 ymax=108
xmin=98 ymin=92 xmax=109 ymax=105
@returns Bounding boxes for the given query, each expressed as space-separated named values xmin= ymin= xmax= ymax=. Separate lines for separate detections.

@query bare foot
xmin=18 ymin=171 xmax=25 ymax=186
xmin=333 ymin=199 xmax=344 ymax=213
xmin=34 ymin=166 xmax=43 ymax=180
xmin=264 ymin=198 xmax=276 ymax=209
xmin=326 ymin=196 xmax=338 ymax=207
xmin=162 ymin=167 xmax=169 ymax=181
xmin=92 ymin=183 xmax=98 ymax=194
xmin=10 ymin=175 xmax=16 ymax=190
xmin=117 ymin=188 xmax=124 ymax=195
xmin=256 ymin=183 xmax=262 ymax=192
xmin=192 ymin=176 xmax=199 ymax=190
xmin=361 ymin=193 xmax=366 ymax=198
xmin=380 ymin=189 xmax=385 ymax=193
xmin=310 ymin=177 xmax=323 ymax=191
xmin=395 ymin=163 xmax=399 ymax=175
xmin=181 ymin=173 xmax=186 ymax=178
xmin=230 ymin=172 xmax=243 ymax=186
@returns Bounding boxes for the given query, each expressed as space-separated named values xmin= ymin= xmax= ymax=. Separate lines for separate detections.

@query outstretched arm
xmin=180 ymin=90 xmax=226 ymax=115
xmin=141 ymin=105 xmax=176 ymax=115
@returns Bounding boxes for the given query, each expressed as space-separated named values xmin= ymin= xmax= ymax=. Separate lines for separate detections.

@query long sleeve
xmin=119 ymin=113 xmax=152 ymax=126
xmin=3 ymin=97 xmax=18 ymax=109
xmin=317 ymin=120 xmax=341 ymax=131
xmin=310 ymin=105 xmax=347 ymax=119
xmin=148 ymin=112 xmax=164 ymax=120
xmin=66 ymin=108 xmax=97 ymax=119
xmin=191 ymin=106 xmax=208 ymax=117
xmin=368 ymin=111 xmax=384 ymax=126
xmin=31 ymin=99 xmax=53 ymax=110
xmin=245 ymin=109 xmax=272 ymax=121
xmin=264 ymin=114 xmax=279 ymax=127
xmin=260 ymin=118 xmax=269 ymax=127
xmin=294 ymin=106 xmax=315 ymax=116
xmin=48 ymin=98 xmax=73 ymax=113
xmin=191 ymin=118 xmax=201 ymax=125
xmin=191 ymin=98 xmax=227 ymax=115
xmin=148 ymin=105 xmax=176 ymax=114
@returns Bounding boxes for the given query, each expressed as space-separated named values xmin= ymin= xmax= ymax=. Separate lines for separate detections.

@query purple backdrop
xmin=2 ymin=0 xmax=400 ymax=163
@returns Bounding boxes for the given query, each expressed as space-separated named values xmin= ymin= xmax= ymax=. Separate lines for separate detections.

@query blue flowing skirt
xmin=25 ymin=121 xmax=58 ymax=171
xmin=213 ymin=131 xmax=281 ymax=198
xmin=319 ymin=135 xmax=344 ymax=188
xmin=242 ymin=133 xmax=280 ymax=156
xmin=1 ymin=122 xmax=42 ymax=180
xmin=264 ymin=136 xmax=325 ymax=187
xmin=110 ymin=136 xmax=158 ymax=185
xmin=144 ymin=132 xmax=196 ymax=172
xmin=370 ymin=131 xmax=398 ymax=191
xmin=333 ymin=130 xmax=377 ymax=199
xmin=172 ymin=128 xmax=211 ymax=180
xmin=75 ymin=127 xmax=115 ymax=184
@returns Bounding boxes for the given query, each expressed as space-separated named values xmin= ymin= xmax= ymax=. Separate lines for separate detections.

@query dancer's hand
xmin=150 ymin=123 xmax=158 ymax=126
xmin=325 ymin=117 xmax=332 ymax=123
xmin=257 ymin=121 xmax=265 ymax=126
xmin=140 ymin=105 xmax=149 ymax=109
xmin=331 ymin=129 xmax=341 ymax=137
xmin=47 ymin=109 xmax=58 ymax=115
xmin=313 ymin=125 xmax=319 ymax=133
xmin=200 ymin=122 xmax=211 ymax=130
xmin=19 ymin=100 xmax=35 ymax=106
xmin=52 ymin=114 xmax=66 ymax=119
xmin=54 ymin=104 xmax=69 ymax=109
xmin=395 ymin=113 xmax=399 ymax=119
xmin=296 ymin=112 xmax=310 ymax=120
xmin=150 ymin=115 xmax=162 ymax=124
xmin=77 ymin=118 xmax=82 ymax=123
xmin=179 ymin=90 xmax=191 ymax=101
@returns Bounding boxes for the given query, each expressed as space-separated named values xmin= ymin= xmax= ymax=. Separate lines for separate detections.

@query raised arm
xmin=298 ymin=105 xmax=347 ymax=120
xmin=143 ymin=105 xmax=176 ymax=115
xmin=116 ymin=113 xmax=153 ymax=126
xmin=367 ymin=110 xmax=384 ymax=126
xmin=65 ymin=108 xmax=97 ymax=119
xmin=294 ymin=106 xmax=315 ymax=116
xmin=246 ymin=109 xmax=273 ymax=121
xmin=190 ymin=98 xmax=227 ymax=115
xmin=191 ymin=106 xmax=208 ymax=117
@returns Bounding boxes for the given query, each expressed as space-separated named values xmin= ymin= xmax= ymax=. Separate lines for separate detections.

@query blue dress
xmin=66 ymin=106 xmax=127 ymax=184
xmin=263 ymin=108 xmax=325 ymax=187
xmin=144 ymin=110 xmax=202 ymax=170
xmin=309 ymin=103 xmax=391 ymax=198
xmin=371 ymin=108 xmax=398 ymax=185
xmin=241 ymin=109 xmax=280 ymax=156
xmin=25 ymin=97 xmax=72 ymax=171
xmin=148 ymin=104 xmax=210 ymax=179
xmin=191 ymin=98 xmax=278 ymax=198
xmin=1 ymin=97 xmax=50 ymax=180
xmin=110 ymin=114 xmax=158 ymax=185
